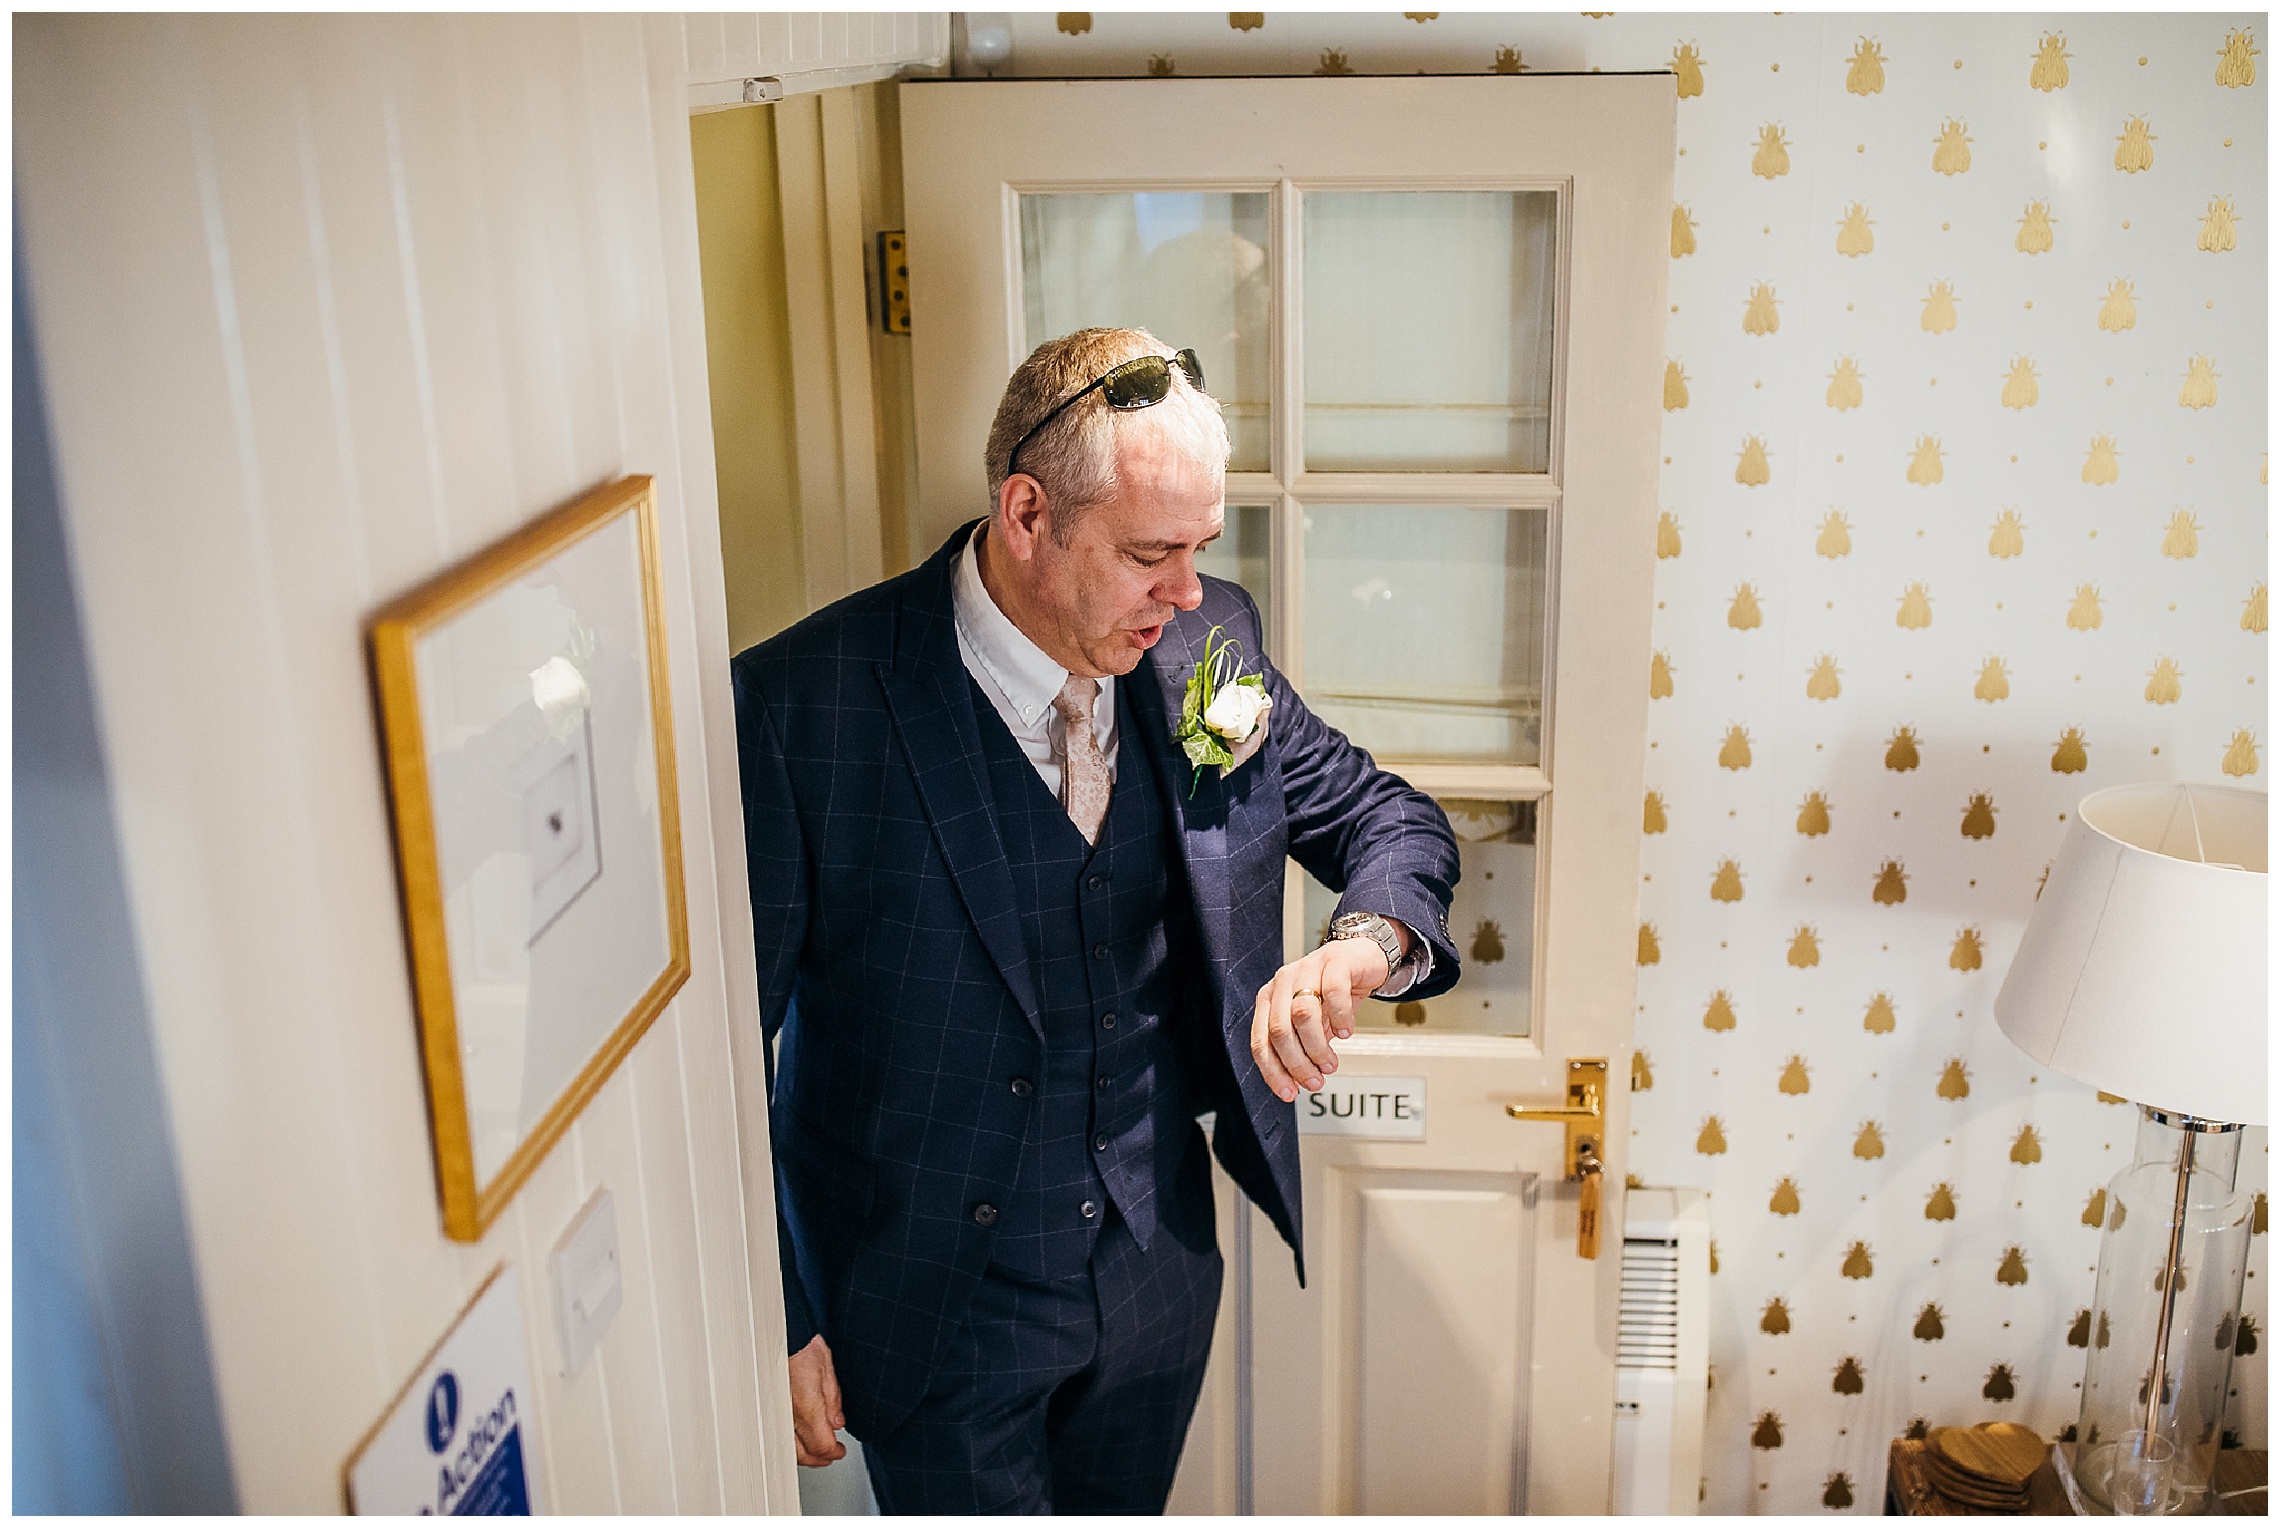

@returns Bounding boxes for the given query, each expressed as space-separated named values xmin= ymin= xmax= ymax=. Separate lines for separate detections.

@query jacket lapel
xmin=1131 ymin=619 xmax=1237 ymax=1019
xmin=877 ymin=526 xmax=1043 ymax=1035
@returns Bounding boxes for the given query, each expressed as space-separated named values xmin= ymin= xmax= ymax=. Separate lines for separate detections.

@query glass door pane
xmin=1301 ymin=504 xmax=1547 ymax=765
xmin=1194 ymin=501 xmax=1273 ymax=649
xmin=1303 ymin=190 xmax=1558 ymax=472
xmin=1018 ymin=192 xmax=1272 ymax=471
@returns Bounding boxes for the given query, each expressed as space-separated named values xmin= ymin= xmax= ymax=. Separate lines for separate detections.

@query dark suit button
xmin=1087 ymin=874 xmax=1106 ymax=891
xmin=1100 ymin=1012 xmax=1117 ymax=1030
xmin=1080 ymin=1199 xmax=1098 ymax=1220
xmin=1093 ymin=1133 xmax=1109 ymax=1152
xmin=1010 ymin=1077 xmax=1034 ymax=1098
xmin=972 ymin=1203 xmax=998 ymax=1227
xmin=1097 ymin=1074 xmax=1111 ymax=1090
xmin=1092 ymin=942 xmax=1108 ymax=960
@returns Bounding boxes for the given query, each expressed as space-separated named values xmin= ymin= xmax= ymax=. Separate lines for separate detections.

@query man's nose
xmin=1161 ymin=557 xmax=1205 ymax=612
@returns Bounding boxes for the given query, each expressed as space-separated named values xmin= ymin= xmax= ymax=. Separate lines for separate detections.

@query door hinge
xmin=877 ymin=231 xmax=912 ymax=335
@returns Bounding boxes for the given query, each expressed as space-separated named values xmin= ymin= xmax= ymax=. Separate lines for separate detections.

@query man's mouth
xmin=1129 ymin=623 xmax=1165 ymax=648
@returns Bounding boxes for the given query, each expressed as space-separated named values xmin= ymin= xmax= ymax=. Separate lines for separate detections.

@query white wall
xmin=14 ymin=15 xmax=796 ymax=1511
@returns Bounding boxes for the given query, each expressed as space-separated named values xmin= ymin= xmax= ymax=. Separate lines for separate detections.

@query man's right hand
xmin=789 ymin=1334 xmax=848 ymax=1467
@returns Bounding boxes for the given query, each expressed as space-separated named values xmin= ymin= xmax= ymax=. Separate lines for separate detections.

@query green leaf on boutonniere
xmin=1172 ymin=623 xmax=1251 ymax=796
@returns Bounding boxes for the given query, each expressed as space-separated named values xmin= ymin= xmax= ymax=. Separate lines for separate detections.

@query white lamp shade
xmin=1993 ymin=783 xmax=2267 ymax=1125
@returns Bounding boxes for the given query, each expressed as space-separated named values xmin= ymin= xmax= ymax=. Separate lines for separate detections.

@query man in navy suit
xmin=733 ymin=327 xmax=1460 ymax=1513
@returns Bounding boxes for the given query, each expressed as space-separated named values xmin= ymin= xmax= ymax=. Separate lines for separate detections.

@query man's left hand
xmin=1250 ymin=925 xmax=1411 ymax=1104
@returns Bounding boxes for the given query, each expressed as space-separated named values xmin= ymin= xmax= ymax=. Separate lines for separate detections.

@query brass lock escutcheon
xmin=1505 ymin=1057 xmax=1608 ymax=1260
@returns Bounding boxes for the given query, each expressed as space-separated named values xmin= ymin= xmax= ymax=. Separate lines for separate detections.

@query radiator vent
xmin=1617 ymin=1235 xmax=1681 ymax=1371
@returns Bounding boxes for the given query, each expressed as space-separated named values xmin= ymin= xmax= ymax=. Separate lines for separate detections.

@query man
xmin=732 ymin=327 xmax=1460 ymax=1513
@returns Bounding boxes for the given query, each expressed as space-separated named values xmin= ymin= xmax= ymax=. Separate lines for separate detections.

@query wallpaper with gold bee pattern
xmin=1005 ymin=12 xmax=2266 ymax=1513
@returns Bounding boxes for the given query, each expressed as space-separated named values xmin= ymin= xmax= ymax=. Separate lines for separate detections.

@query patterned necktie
xmin=1052 ymin=673 xmax=1111 ymax=846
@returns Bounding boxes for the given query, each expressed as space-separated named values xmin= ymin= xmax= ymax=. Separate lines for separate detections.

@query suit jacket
xmin=731 ymin=521 xmax=1461 ymax=1435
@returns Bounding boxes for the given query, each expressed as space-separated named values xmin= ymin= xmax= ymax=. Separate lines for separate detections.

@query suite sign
xmin=1294 ymin=1074 xmax=1426 ymax=1141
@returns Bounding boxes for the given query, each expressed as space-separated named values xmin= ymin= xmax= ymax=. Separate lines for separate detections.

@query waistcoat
xmin=973 ymin=677 xmax=1205 ymax=1280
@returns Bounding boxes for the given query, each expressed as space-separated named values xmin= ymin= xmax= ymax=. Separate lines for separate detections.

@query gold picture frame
xmin=370 ymin=475 xmax=689 ymax=1242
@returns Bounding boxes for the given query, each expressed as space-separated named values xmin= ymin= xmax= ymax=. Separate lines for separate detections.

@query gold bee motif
xmin=2068 ymin=1309 xmax=2093 ymax=1346
xmin=2067 ymin=584 xmax=2104 ymax=629
xmin=1817 ymin=511 xmax=1854 ymax=558
xmin=1907 ymin=436 xmax=1945 ymax=485
xmin=1696 ymin=1115 xmax=1727 ymax=1154
xmin=1671 ymin=203 xmax=1698 ymax=257
xmin=1229 ymin=12 xmax=1266 ymax=31
xmin=2145 ymin=657 xmax=2183 ymax=704
xmin=2082 ymin=434 xmax=2120 ymax=484
xmin=2084 ymin=1187 xmax=2109 ymax=1227
xmin=2180 ymin=356 xmax=2219 ymax=409
xmin=1735 ymin=437 xmax=1771 ymax=485
xmin=1989 ymin=509 xmax=2026 ymax=558
xmin=1742 ymin=283 xmax=1780 ymax=335
xmin=1650 ymin=651 xmax=1674 ymax=699
xmin=2053 ymin=728 xmax=2089 ymax=773
xmin=1703 ymin=990 xmax=1738 ymax=1031
xmin=1787 ymin=926 xmax=1820 ymax=967
xmin=1797 ymin=792 xmax=1831 ymax=836
xmin=1896 ymin=582 xmax=1934 ymax=628
xmin=2163 ymin=509 xmax=2201 ymax=558
xmin=1751 ymin=123 xmax=1791 ymax=179
xmin=1631 ymin=1051 xmax=1652 ymax=1091
xmin=1872 ymin=859 xmax=1909 ymax=905
xmin=1393 ymin=1001 xmax=1428 ymax=1027
xmin=1924 ymin=1184 xmax=1956 ymax=1221
xmin=1402 ymin=11 xmax=1438 ymax=21
xmin=1313 ymin=47 xmax=1354 ymax=76
xmin=1833 ymin=1358 xmax=1866 ymax=1397
xmin=2114 ymin=116 xmax=2156 ymax=173
xmin=1753 ymin=1412 xmax=1785 ymax=1449
xmin=1710 ymin=859 xmax=1745 ymax=902
xmin=2030 ymin=31 xmax=2071 ymax=91
xmin=1937 ymin=1057 xmax=1971 ymax=1099
xmin=1778 ymin=1056 xmax=1811 ymax=1094
xmin=1825 ymin=1473 xmax=1857 ymax=1509
xmin=2098 ymin=279 xmax=2138 ymax=331
xmin=1845 ymin=37 xmax=1886 ymax=94
xmin=1915 ymin=1302 xmax=1947 ymax=1340
xmin=1728 ymin=582 xmax=1764 ymax=628
xmin=1835 ymin=203 xmax=1875 ymax=257
xmin=1922 ymin=278 xmax=1959 ymax=332
xmin=1769 ymin=1177 xmax=1802 ymax=1216
xmin=2016 ymin=199 xmax=2056 ymax=254
xmin=1961 ymin=793 xmax=1998 ymax=839
xmin=1672 ymin=42 xmax=1705 ymax=98
xmin=1983 ymin=1364 xmax=2015 ymax=1403
xmin=1805 ymin=655 xmax=1842 ymax=701
xmin=1760 ymin=1296 xmax=1791 ymax=1334
xmin=1643 ymin=790 xmax=1669 ymax=833
xmin=1997 ymin=1247 xmax=2030 ymax=1286
xmin=1057 ymin=12 xmax=1093 ymax=35
xmin=2199 ymin=197 xmax=2238 ymax=252
xmin=1491 ymin=45 xmax=1524 ymax=74
xmin=2243 ymin=583 xmax=2267 ymax=633
xmin=1885 ymin=726 xmax=1922 ymax=772
xmin=2011 ymin=1125 xmax=2043 ymax=1164
xmin=2001 ymin=357 xmax=2039 ymax=409
xmin=1470 ymin=919 xmax=1506 ymax=964
xmin=1654 ymin=512 xmax=1682 ymax=559
xmin=1863 ymin=992 xmax=1897 ymax=1034
xmin=1663 ymin=359 xmax=1689 ymax=410
xmin=1718 ymin=725 xmax=1753 ymax=770
xmin=1975 ymin=657 xmax=2011 ymax=701
xmin=1147 ymin=54 xmax=1177 ymax=77
xmin=1950 ymin=927 xmax=1984 ymax=971
xmin=1842 ymin=1241 xmax=1875 ymax=1279
xmin=1637 ymin=922 xmax=1661 ymax=965
xmin=1853 ymin=1121 xmax=1885 ymax=1159
xmin=1826 ymin=357 xmax=1864 ymax=410
xmin=2216 ymin=27 xmax=2259 ymax=88
xmin=1931 ymin=119 xmax=1972 ymax=175
xmin=2222 ymin=729 xmax=2261 ymax=778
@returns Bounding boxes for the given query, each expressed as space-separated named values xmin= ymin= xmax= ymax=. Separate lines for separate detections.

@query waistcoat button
xmin=1096 ymin=1073 xmax=1112 ymax=1090
xmin=1093 ymin=1133 xmax=1109 ymax=1152
xmin=1010 ymin=1077 xmax=1034 ymax=1098
xmin=1080 ymin=1199 xmax=1098 ymax=1220
xmin=1092 ymin=942 xmax=1108 ymax=960
xmin=972 ymin=1203 xmax=998 ymax=1226
xmin=1100 ymin=1012 xmax=1117 ymax=1029
xmin=1087 ymin=874 xmax=1106 ymax=891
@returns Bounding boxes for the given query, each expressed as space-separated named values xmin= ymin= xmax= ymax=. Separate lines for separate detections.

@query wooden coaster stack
xmin=1921 ymin=1422 xmax=2046 ymax=1513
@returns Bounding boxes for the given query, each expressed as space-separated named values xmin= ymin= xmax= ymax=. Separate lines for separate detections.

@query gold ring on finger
xmin=1292 ymin=988 xmax=1319 ymax=1000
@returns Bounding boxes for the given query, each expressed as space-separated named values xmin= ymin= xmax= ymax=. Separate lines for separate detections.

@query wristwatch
xmin=1326 ymin=911 xmax=1407 ymax=984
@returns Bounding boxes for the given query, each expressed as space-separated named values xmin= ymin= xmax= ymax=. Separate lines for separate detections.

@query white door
xmin=901 ymin=77 xmax=1673 ymax=1514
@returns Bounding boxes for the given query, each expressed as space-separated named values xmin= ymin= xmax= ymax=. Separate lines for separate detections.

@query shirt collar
xmin=952 ymin=525 xmax=1102 ymax=729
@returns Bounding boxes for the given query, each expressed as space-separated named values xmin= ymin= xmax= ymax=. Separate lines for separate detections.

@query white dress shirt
xmin=950 ymin=524 xmax=1427 ymax=998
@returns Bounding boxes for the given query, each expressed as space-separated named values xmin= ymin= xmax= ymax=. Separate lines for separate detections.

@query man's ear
xmin=996 ymin=473 xmax=1051 ymax=562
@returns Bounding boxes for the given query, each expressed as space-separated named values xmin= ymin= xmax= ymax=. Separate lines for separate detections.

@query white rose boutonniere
xmin=1174 ymin=625 xmax=1272 ymax=793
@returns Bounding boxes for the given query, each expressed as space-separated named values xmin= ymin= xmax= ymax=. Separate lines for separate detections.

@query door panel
xmin=902 ymin=76 xmax=1674 ymax=1514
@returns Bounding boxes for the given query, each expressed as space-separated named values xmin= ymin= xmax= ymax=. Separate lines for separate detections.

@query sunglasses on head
xmin=1006 ymin=348 xmax=1205 ymax=478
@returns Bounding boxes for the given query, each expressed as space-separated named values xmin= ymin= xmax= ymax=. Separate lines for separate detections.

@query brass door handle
xmin=1505 ymin=1057 xmax=1609 ymax=1260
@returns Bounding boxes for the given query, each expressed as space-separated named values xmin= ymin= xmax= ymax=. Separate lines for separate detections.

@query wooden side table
xmin=1884 ymin=1439 xmax=2267 ymax=1516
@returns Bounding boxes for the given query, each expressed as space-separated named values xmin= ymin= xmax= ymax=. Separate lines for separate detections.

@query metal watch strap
xmin=1327 ymin=911 xmax=1406 ymax=980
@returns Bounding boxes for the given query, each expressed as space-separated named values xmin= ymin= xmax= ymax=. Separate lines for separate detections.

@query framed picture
xmin=370 ymin=475 xmax=689 ymax=1242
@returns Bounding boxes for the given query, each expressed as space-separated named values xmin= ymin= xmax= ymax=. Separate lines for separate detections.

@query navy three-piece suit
xmin=732 ymin=522 xmax=1460 ymax=1511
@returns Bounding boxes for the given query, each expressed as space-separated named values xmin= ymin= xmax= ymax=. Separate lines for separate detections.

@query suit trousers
xmin=861 ymin=1147 xmax=1223 ymax=1515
